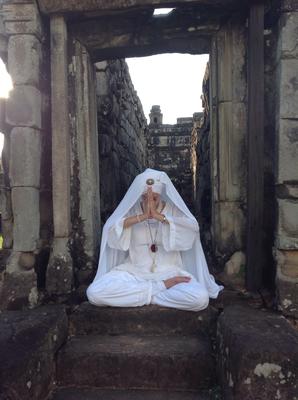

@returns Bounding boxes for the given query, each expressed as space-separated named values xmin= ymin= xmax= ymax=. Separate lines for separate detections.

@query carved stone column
xmin=46 ymin=15 xmax=73 ymax=295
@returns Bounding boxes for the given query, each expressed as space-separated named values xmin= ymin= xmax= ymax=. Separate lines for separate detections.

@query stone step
xmin=69 ymin=302 xmax=217 ymax=337
xmin=49 ymin=387 xmax=213 ymax=400
xmin=57 ymin=334 xmax=215 ymax=391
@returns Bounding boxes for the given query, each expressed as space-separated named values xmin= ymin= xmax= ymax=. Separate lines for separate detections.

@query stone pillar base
xmin=46 ymin=238 xmax=73 ymax=296
xmin=0 ymin=251 xmax=38 ymax=310
xmin=276 ymin=249 xmax=298 ymax=318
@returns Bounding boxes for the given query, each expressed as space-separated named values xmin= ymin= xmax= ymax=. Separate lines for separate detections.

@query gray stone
xmin=46 ymin=238 xmax=73 ymax=295
xmin=12 ymin=187 xmax=40 ymax=252
xmin=2 ymin=3 xmax=42 ymax=38
xmin=218 ymin=102 xmax=246 ymax=202
xmin=276 ymin=199 xmax=298 ymax=249
xmin=51 ymin=15 xmax=71 ymax=238
xmin=279 ymin=59 xmax=298 ymax=119
xmin=279 ymin=12 xmax=298 ymax=58
xmin=57 ymin=334 xmax=215 ymax=390
xmin=69 ymin=40 xmax=101 ymax=283
xmin=0 ymin=305 xmax=68 ymax=399
xmin=275 ymin=249 xmax=298 ymax=317
xmin=6 ymin=85 xmax=42 ymax=129
xmin=9 ymin=127 xmax=41 ymax=188
xmin=213 ymin=201 xmax=245 ymax=254
xmin=8 ymin=34 xmax=41 ymax=86
xmin=217 ymin=305 xmax=298 ymax=400
xmin=277 ymin=118 xmax=298 ymax=184
xmin=69 ymin=302 xmax=218 ymax=337
xmin=0 ymin=260 xmax=37 ymax=310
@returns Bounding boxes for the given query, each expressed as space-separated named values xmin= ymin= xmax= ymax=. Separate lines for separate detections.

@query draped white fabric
xmin=89 ymin=168 xmax=223 ymax=299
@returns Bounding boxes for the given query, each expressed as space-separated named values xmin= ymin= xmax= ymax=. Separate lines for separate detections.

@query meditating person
xmin=86 ymin=168 xmax=223 ymax=311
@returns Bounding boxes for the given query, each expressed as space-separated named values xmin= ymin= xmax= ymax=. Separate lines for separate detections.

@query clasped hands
xmin=141 ymin=187 xmax=162 ymax=221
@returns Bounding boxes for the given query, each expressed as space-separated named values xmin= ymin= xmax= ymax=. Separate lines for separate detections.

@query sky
xmin=126 ymin=53 xmax=209 ymax=125
xmin=0 ymin=52 xmax=209 ymax=153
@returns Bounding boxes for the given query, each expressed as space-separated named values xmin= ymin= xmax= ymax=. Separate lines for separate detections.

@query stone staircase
xmin=49 ymin=303 xmax=220 ymax=399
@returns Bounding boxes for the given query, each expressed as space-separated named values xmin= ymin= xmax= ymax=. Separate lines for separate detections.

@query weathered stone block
xmin=2 ymin=3 xmax=42 ymax=37
xmin=213 ymin=201 xmax=245 ymax=254
xmin=279 ymin=59 xmax=298 ymax=119
xmin=276 ymin=199 xmax=298 ymax=249
xmin=6 ymin=85 xmax=42 ymax=129
xmin=275 ymin=249 xmax=298 ymax=317
xmin=0 ymin=264 xmax=36 ymax=310
xmin=9 ymin=127 xmax=41 ymax=188
xmin=218 ymin=102 xmax=246 ymax=201
xmin=277 ymin=118 xmax=298 ymax=183
xmin=12 ymin=187 xmax=40 ymax=252
xmin=47 ymin=238 xmax=73 ymax=295
xmin=8 ymin=35 xmax=41 ymax=86
xmin=279 ymin=12 xmax=298 ymax=58
xmin=276 ymin=275 xmax=298 ymax=318
xmin=0 ymin=305 xmax=68 ymax=399
xmin=217 ymin=305 xmax=298 ymax=400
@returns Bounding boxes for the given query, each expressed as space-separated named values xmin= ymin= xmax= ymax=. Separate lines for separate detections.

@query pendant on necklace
xmin=150 ymin=244 xmax=157 ymax=253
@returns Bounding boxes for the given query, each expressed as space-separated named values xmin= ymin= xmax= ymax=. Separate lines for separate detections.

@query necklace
xmin=147 ymin=220 xmax=160 ymax=273
xmin=147 ymin=220 xmax=160 ymax=253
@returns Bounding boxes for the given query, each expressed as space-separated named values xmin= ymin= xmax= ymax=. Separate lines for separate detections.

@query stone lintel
xmin=69 ymin=10 xmax=216 ymax=59
xmin=37 ymin=0 xmax=250 ymax=16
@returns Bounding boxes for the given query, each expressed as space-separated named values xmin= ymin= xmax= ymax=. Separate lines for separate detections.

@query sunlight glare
xmin=153 ymin=8 xmax=175 ymax=16
xmin=0 ymin=58 xmax=13 ymax=99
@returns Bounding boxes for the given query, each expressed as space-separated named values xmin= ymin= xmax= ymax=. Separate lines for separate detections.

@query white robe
xmin=86 ymin=202 xmax=210 ymax=311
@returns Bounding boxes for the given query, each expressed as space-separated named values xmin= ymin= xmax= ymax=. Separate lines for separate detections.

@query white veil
xmin=93 ymin=168 xmax=223 ymax=299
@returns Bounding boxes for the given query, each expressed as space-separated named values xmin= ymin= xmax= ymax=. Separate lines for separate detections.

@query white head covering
xmin=92 ymin=168 xmax=223 ymax=298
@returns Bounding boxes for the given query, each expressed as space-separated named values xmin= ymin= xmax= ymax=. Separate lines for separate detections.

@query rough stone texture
xmin=1 ymin=2 xmax=43 ymax=38
xmin=277 ymin=118 xmax=298 ymax=184
xmin=96 ymin=59 xmax=147 ymax=222
xmin=50 ymin=15 xmax=71 ymax=239
xmin=37 ymin=0 xmax=250 ymax=14
xmin=46 ymin=238 xmax=74 ymax=296
xmin=148 ymin=106 xmax=196 ymax=210
xmin=7 ymin=34 xmax=41 ymax=86
xmin=5 ymin=85 xmax=42 ymax=129
xmin=217 ymin=305 xmax=298 ymax=400
xmin=57 ymin=334 xmax=215 ymax=390
xmin=0 ymin=305 xmax=68 ymax=400
xmin=209 ymin=20 xmax=247 ymax=271
xmin=69 ymin=302 xmax=218 ymax=337
xmin=9 ymin=127 xmax=41 ymax=188
xmin=218 ymin=251 xmax=246 ymax=289
xmin=68 ymin=39 xmax=101 ymax=288
xmin=50 ymin=388 xmax=211 ymax=400
xmin=274 ymin=5 xmax=298 ymax=319
xmin=277 ymin=199 xmax=298 ymax=249
xmin=0 ymin=263 xmax=37 ymax=310
xmin=12 ymin=187 xmax=40 ymax=252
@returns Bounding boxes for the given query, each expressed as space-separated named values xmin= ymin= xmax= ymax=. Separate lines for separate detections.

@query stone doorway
xmin=1 ymin=1 xmax=292 ymax=314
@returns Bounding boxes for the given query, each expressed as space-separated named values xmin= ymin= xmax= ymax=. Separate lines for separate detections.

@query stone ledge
xmin=217 ymin=305 xmax=298 ymax=400
xmin=0 ymin=305 xmax=68 ymax=400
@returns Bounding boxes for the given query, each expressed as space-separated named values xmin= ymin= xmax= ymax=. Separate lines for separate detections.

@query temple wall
xmin=147 ymin=109 xmax=196 ymax=211
xmin=274 ymin=1 xmax=298 ymax=317
xmin=96 ymin=60 xmax=147 ymax=223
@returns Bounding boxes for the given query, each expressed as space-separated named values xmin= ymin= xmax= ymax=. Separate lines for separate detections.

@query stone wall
xmin=274 ymin=1 xmax=298 ymax=318
xmin=147 ymin=106 xmax=195 ymax=211
xmin=96 ymin=59 xmax=147 ymax=223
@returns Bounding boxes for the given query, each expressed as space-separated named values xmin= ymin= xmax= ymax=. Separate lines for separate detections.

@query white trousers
xmin=86 ymin=270 xmax=209 ymax=312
